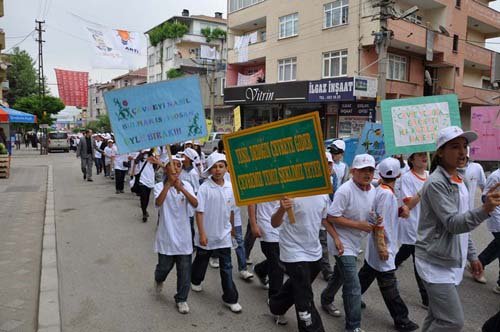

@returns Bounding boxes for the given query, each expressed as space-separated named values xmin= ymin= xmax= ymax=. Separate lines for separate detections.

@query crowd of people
xmin=74 ymin=127 xmax=500 ymax=332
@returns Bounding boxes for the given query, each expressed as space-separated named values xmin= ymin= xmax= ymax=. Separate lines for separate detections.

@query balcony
xmin=180 ymin=34 xmax=222 ymax=46
xmin=228 ymin=40 xmax=267 ymax=64
xmin=387 ymin=19 xmax=427 ymax=54
xmin=464 ymin=42 xmax=493 ymax=69
xmin=467 ymin=1 xmax=500 ymax=36
xmin=386 ymin=80 xmax=423 ymax=98
xmin=460 ymin=85 xmax=500 ymax=105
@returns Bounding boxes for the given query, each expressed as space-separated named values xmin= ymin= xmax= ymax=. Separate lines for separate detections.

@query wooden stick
xmin=165 ymin=144 xmax=175 ymax=174
xmin=287 ymin=207 xmax=296 ymax=224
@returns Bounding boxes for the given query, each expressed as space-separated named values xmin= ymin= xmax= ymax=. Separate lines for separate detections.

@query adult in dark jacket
xmin=76 ymin=129 xmax=95 ymax=181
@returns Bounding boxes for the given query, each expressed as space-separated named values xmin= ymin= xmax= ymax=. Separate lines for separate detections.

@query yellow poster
xmin=199 ymin=119 xmax=212 ymax=144
xmin=233 ymin=106 xmax=241 ymax=132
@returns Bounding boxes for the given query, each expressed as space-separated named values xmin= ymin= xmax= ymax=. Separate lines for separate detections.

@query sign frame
xmin=223 ymin=112 xmax=332 ymax=206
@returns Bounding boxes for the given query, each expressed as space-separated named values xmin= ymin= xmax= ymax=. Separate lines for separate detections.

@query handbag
xmin=131 ymin=161 xmax=148 ymax=194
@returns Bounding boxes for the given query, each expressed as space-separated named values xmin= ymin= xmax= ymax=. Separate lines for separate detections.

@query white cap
xmin=436 ymin=126 xmax=478 ymax=150
xmin=162 ymin=154 xmax=184 ymax=166
xmin=180 ymin=147 xmax=200 ymax=162
xmin=331 ymin=139 xmax=346 ymax=152
xmin=193 ymin=140 xmax=201 ymax=146
xmin=377 ymin=157 xmax=401 ymax=179
xmin=325 ymin=151 xmax=333 ymax=163
xmin=203 ymin=152 xmax=227 ymax=176
xmin=352 ymin=154 xmax=376 ymax=169
xmin=184 ymin=140 xmax=193 ymax=146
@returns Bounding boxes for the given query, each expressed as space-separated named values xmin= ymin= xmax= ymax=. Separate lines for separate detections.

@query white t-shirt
xmin=104 ymin=146 xmax=115 ymax=164
xmin=397 ymin=170 xmax=428 ymax=245
xmin=180 ymin=167 xmax=200 ymax=194
xmin=416 ymin=179 xmax=470 ymax=285
xmin=332 ymin=161 xmax=348 ymax=185
xmin=465 ymin=161 xmax=486 ymax=210
xmin=277 ymin=195 xmax=329 ymax=263
xmin=194 ymin=177 xmax=234 ymax=250
xmin=365 ymin=185 xmax=399 ymax=272
xmin=483 ymin=169 xmax=500 ymax=232
xmin=327 ymin=179 xmax=376 ymax=257
xmin=257 ymin=201 xmax=280 ymax=243
xmin=94 ymin=142 xmax=102 ymax=159
xmin=154 ymin=181 xmax=194 ymax=255
xmin=137 ymin=160 xmax=155 ymax=188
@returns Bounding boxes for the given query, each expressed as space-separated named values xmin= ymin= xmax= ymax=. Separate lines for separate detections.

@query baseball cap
xmin=352 ymin=154 xmax=376 ymax=170
xmin=330 ymin=139 xmax=346 ymax=153
xmin=180 ymin=147 xmax=200 ymax=162
xmin=184 ymin=140 xmax=193 ymax=146
xmin=325 ymin=151 xmax=333 ymax=163
xmin=162 ymin=154 xmax=184 ymax=166
xmin=378 ymin=157 xmax=401 ymax=179
xmin=193 ymin=140 xmax=201 ymax=146
xmin=203 ymin=152 xmax=227 ymax=176
xmin=436 ymin=126 xmax=478 ymax=150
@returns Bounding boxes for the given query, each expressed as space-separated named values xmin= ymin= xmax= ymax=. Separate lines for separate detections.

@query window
xmin=124 ymin=80 xmax=129 ymax=87
xmin=453 ymin=35 xmax=459 ymax=53
xmin=95 ymin=96 xmax=99 ymax=104
xmin=404 ymin=13 xmax=422 ymax=25
xmin=220 ymin=78 xmax=226 ymax=96
xmin=229 ymin=0 xmax=265 ymax=13
xmin=323 ymin=50 xmax=348 ymax=78
xmin=456 ymin=0 xmax=461 ymax=8
xmin=165 ymin=46 xmax=173 ymax=60
xmin=387 ymin=54 xmax=407 ymax=81
xmin=279 ymin=13 xmax=298 ymax=39
xmin=324 ymin=0 xmax=349 ymax=28
xmin=148 ymin=54 xmax=154 ymax=67
xmin=278 ymin=57 xmax=297 ymax=82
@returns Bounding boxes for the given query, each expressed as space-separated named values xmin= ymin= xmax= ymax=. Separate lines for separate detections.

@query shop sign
xmin=353 ymin=76 xmax=377 ymax=98
xmin=307 ymin=77 xmax=354 ymax=102
xmin=224 ymin=81 xmax=308 ymax=104
xmin=223 ymin=112 xmax=331 ymax=205
xmin=339 ymin=101 xmax=376 ymax=122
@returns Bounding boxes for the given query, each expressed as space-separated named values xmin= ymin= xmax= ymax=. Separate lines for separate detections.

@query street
xmin=1 ymin=149 xmax=499 ymax=332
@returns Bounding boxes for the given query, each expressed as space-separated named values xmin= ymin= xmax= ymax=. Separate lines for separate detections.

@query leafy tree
xmin=5 ymin=48 xmax=38 ymax=106
xmin=86 ymin=114 xmax=111 ymax=133
xmin=148 ymin=21 xmax=189 ymax=47
xmin=13 ymin=95 xmax=65 ymax=126
xmin=166 ymin=68 xmax=184 ymax=79
xmin=201 ymin=27 xmax=227 ymax=42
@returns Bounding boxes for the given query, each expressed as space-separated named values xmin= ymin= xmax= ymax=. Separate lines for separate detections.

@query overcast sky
xmin=2 ymin=0 xmax=500 ymax=101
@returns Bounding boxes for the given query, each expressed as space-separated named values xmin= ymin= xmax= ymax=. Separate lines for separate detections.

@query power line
xmin=5 ymin=30 xmax=36 ymax=53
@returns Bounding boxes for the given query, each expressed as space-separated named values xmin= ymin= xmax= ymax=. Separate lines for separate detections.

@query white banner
xmin=113 ymin=29 xmax=146 ymax=56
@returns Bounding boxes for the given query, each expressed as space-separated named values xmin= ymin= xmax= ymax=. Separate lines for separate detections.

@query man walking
xmin=76 ymin=129 xmax=95 ymax=182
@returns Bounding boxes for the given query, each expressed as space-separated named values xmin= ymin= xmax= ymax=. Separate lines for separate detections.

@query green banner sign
xmin=381 ymin=94 xmax=461 ymax=155
xmin=223 ymin=112 xmax=332 ymax=206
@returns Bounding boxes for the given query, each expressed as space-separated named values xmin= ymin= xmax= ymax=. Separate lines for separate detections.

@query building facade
xmin=225 ymin=0 xmax=500 ymax=137
xmin=0 ymin=0 xmax=7 ymax=103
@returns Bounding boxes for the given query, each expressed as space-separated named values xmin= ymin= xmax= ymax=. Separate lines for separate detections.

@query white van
xmin=48 ymin=131 xmax=70 ymax=153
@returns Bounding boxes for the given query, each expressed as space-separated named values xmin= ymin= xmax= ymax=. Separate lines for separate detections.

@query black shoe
xmin=87 ymin=179 xmax=93 ymax=182
xmin=83 ymin=173 xmax=86 ymax=180
xmin=395 ymin=321 xmax=419 ymax=332
xmin=142 ymin=216 xmax=148 ymax=223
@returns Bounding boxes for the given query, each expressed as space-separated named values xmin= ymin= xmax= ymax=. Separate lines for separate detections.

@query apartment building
xmin=0 ymin=0 xmax=7 ymax=102
xmin=224 ymin=0 xmax=500 ymax=138
xmin=146 ymin=10 xmax=233 ymax=132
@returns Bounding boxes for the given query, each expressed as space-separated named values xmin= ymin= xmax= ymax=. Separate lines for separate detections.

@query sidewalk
xmin=0 ymin=148 xmax=49 ymax=332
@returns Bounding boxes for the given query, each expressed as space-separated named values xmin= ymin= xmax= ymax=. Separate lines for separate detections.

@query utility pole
xmin=35 ymin=20 xmax=46 ymax=154
xmin=374 ymin=0 xmax=392 ymax=122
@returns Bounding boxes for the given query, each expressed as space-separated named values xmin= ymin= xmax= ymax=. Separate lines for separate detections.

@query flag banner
xmin=355 ymin=122 xmax=386 ymax=164
xmin=54 ymin=69 xmax=89 ymax=108
xmin=113 ymin=29 xmax=146 ymax=56
xmin=382 ymin=94 xmax=461 ymax=155
xmin=103 ymin=76 xmax=207 ymax=154
xmin=84 ymin=22 xmax=128 ymax=69
xmin=223 ymin=112 xmax=332 ymax=206
xmin=470 ymin=106 xmax=500 ymax=161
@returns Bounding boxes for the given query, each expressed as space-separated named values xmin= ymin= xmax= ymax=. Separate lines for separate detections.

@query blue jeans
xmin=191 ymin=247 xmax=239 ymax=304
xmin=155 ymin=254 xmax=191 ymax=303
xmin=234 ymin=225 xmax=246 ymax=271
xmin=321 ymin=255 xmax=361 ymax=331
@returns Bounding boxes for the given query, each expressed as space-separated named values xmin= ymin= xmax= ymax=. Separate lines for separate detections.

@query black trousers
xmin=138 ymin=184 xmax=151 ymax=215
xmin=270 ymin=260 xmax=325 ymax=332
xmin=244 ymin=222 xmax=256 ymax=260
xmin=483 ymin=309 xmax=500 ymax=332
xmin=478 ymin=232 xmax=500 ymax=287
xmin=114 ymin=169 xmax=127 ymax=191
xmin=254 ymin=241 xmax=284 ymax=299
xmin=358 ymin=260 xmax=411 ymax=326
xmin=395 ymin=244 xmax=428 ymax=305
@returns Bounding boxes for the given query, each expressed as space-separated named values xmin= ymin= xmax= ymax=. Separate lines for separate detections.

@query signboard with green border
xmin=381 ymin=94 xmax=461 ymax=155
xmin=223 ymin=112 xmax=332 ymax=206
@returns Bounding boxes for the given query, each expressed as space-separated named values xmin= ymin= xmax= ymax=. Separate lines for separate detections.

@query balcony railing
xmin=464 ymin=42 xmax=493 ymax=68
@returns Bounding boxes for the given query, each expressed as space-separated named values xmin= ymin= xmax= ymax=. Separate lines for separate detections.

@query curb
xmin=38 ymin=165 xmax=61 ymax=332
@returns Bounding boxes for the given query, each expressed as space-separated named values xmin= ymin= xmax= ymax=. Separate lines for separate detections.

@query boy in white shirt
xmin=190 ymin=152 xmax=242 ymax=313
xmin=358 ymin=158 xmax=419 ymax=332
xmin=330 ymin=140 xmax=350 ymax=185
xmin=320 ymin=154 xmax=377 ymax=332
xmin=269 ymin=194 xmax=330 ymax=330
xmin=154 ymin=155 xmax=198 ymax=314
xmin=464 ymin=157 xmax=486 ymax=210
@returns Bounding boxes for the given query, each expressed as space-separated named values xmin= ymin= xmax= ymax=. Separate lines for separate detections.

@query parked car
xmin=48 ymin=131 xmax=70 ymax=153
xmin=202 ymin=132 xmax=226 ymax=155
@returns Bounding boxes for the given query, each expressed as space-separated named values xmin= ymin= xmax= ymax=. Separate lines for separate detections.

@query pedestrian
xmin=358 ymin=157 xmax=419 ymax=332
xmin=15 ymin=131 xmax=21 ymax=150
xmin=232 ymin=204 xmax=254 ymax=281
xmin=180 ymin=147 xmax=202 ymax=243
xmin=395 ymin=152 xmax=429 ymax=308
xmin=320 ymin=154 xmax=377 ymax=332
xmin=153 ymin=155 xmax=198 ymax=314
xmin=93 ymin=135 xmax=104 ymax=175
xmin=477 ymin=167 xmax=500 ymax=293
xmin=415 ymin=126 xmax=500 ymax=331
xmin=134 ymin=149 xmax=160 ymax=222
xmin=330 ymin=140 xmax=350 ymax=186
xmin=193 ymin=140 xmax=206 ymax=169
xmin=103 ymin=140 xmax=114 ymax=178
xmin=464 ymin=154 xmax=486 ymax=210
xmin=268 ymin=194 xmax=330 ymax=330
xmin=114 ymin=148 xmax=130 ymax=194
xmin=190 ymin=152 xmax=242 ymax=313
xmin=76 ymin=129 xmax=95 ymax=182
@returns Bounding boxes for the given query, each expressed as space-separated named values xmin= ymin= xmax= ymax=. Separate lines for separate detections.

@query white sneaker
xmin=191 ymin=283 xmax=202 ymax=292
xmin=493 ymin=285 xmax=500 ymax=294
xmin=224 ymin=302 xmax=242 ymax=313
xmin=154 ymin=281 xmax=163 ymax=294
xmin=176 ymin=302 xmax=189 ymax=314
xmin=275 ymin=315 xmax=288 ymax=325
xmin=239 ymin=270 xmax=254 ymax=280
xmin=209 ymin=257 xmax=219 ymax=268
xmin=466 ymin=263 xmax=487 ymax=284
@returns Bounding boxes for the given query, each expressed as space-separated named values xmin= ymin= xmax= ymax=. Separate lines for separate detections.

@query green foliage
xmin=166 ymin=68 xmax=184 ymax=79
xmin=148 ymin=21 xmax=189 ymax=47
xmin=0 ymin=143 xmax=7 ymax=154
xmin=13 ymin=95 xmax=65 ymax=126
xmin=201 ymin=27 xmax=227 ymax=42
xmin=5 ymin=48 xmax=38 ymax=106
xmin=86 ymin=115 xmax=111 ymax=133
xmin=72 ymin=127 xmax=85 ymax=134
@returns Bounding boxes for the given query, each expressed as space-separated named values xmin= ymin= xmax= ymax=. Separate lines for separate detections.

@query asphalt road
xmin=50 ymin=152 xmax=499 ymax=332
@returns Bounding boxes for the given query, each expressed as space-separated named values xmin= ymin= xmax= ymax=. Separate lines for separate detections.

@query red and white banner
xmin=54 ymin=69 xmax=89 ymax=108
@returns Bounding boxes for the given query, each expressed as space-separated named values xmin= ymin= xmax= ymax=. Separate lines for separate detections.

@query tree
xmin=5 ymin=48 xmax=38 ymax=106
xmin=86 ymin=114 xmax=111 ymax=133
xmin=166 ymin=68 xmax=184 ymax=79
xmin=13 ymin=95 xmax=65 ymax=126
xmin=201 ymin=27 xmax=227 ymax=43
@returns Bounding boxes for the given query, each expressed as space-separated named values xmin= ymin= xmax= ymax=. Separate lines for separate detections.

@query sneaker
xmin=274 ymin=315 xmax=288 ymax=325
xmin=395 ymin=321 xmax=419 ymax=332
xmin=246 ymin=257 xmax=253 ymax=265
xmin=224 ymin=302 xmax=242 ymax=313
xmin=209 ymin=257 xmax=219 ymax=268
xmin=154 ymin=281 xmax=163 ymax=294
xmin=493 ymin=285 xmax=500 ymax=294
xmin=87 ymin=178 xmax=93 ymax=182
xmin=466 ymin=262 xmax=487 ymax=284
xmin=239 ymin=270 xmax=254 ymax=281
xmin=176 ymin=302 xmax=190 ymax=314
xmin=142 ymin=216 xmax=148 ymax=223
xmin=322 ymin=303 xmax=341 ymax=317
xmin=191 ymin=283 xmax=202 ymax=292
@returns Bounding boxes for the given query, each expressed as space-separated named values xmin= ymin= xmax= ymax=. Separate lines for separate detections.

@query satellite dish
xmin=439 ymin=25 xmax=450 ymax=37
xmin=425 ymin=70 xmax=433 ymax=86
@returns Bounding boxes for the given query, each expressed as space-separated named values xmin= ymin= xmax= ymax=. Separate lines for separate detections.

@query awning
xmin=0 ymin=106 xmax=37 ymax=123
